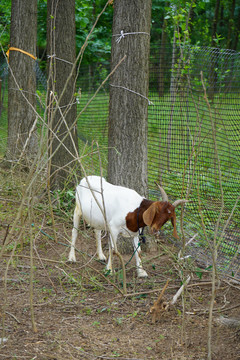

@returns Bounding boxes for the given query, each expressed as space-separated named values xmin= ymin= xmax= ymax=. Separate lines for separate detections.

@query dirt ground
xmin=1 ymin=176 xmax=240 ymax=360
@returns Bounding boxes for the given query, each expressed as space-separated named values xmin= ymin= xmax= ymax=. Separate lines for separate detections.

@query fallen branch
xmin=170 ymin=275 xmax=191 ymax=305
xmin=215 ymin=316 xmax=240 ymax=329
xmin=5 ymin=311 xmax=21 ymax=324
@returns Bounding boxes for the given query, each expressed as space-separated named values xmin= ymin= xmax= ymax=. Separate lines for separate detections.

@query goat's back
xmin=76 ymin=176 xmax=143 ymax=231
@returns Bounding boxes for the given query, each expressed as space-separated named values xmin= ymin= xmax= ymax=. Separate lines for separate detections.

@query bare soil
xmin=0 ymin=178 xmax=240 ymax=360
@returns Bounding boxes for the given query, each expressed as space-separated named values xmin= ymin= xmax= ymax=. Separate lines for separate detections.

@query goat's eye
xmin=167 ymin=209 xmax=171 ymax=214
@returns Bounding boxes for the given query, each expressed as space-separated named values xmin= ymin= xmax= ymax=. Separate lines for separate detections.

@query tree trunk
xmin=7 ymin=0 xmax=38 ymax=163
xmin=108 ymin=0 xmax=152 ymax=197
xmin=209 ymin=0 xmax=220 ymax=101
xmin=226 ymin=0 xmax=236 ymax=49
xmin=47 ymin=0 xmax=79 ymax=190
xmin=211 ymin=0 xmax=221 ymax=48
xmin=232 ymin=2 xmax=240 ymax=51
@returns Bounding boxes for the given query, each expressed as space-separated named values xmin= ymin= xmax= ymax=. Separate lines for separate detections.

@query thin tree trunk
xmin=232 ymin=6 xmax=240 ymax=51
xmin=209 ymin=0 xmax=220 ymax=101
xmin=47 ymin=0 xmax=79 ymax=190
xmin=7 ymin=0 xmax=38 ymax=163
xmin=108 ymin=0 xmax=152 ymax=197
xmin=226 ymin=0 xmax=236 ymax=49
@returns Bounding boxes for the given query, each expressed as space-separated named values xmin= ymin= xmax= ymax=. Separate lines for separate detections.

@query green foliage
xmin=75 ymin=0 xmax=113 ymax=65
xmin=1 ymin=0 xmax=240 ymax=71
xmin=151 ymin=0 xmax=240 ymax=51
xmin=52 ymin=188 xmax=75 ymax=217
xmin=37 ymin=0 xmax=47 ymax=51
xmin=0 ymin=0 xmax=11 ymax=48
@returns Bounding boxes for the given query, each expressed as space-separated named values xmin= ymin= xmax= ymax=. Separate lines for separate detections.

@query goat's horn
xmin=172 ymin=199 xmax=188 ymax=208
xmin=155 ymin=182 xmax=168 ymax=202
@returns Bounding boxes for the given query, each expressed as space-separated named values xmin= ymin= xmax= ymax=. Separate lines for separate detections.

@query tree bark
xmin=7 ymin=0 xmax=38 ymax=163
xmin=226 ymin=0 xmax=236 ymax=49
xmin=232 ymin=2 xmax=240 ymax=51
xmin=209 ymin=0 xmax=221 ymax=101
xmin=47 ymin=0 xmax=79 ymax=190
xmin=108 ymin=0 xmax=152 ymax=197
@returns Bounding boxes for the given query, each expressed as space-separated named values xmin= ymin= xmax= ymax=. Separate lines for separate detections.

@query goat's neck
xmin=125 ymin=199 xmax=154 ymax=232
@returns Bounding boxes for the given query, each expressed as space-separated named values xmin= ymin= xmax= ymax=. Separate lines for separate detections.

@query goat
xmin=68 ymin=176 xmax=187 ymax=277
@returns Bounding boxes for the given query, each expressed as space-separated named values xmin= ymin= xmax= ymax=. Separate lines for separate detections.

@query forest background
xmin=1 ymin=0 xmax=240 ymax=68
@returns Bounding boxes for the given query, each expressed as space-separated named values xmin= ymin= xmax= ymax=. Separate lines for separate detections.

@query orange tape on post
xmin=6 ymin=47 xmax=37 ymax=61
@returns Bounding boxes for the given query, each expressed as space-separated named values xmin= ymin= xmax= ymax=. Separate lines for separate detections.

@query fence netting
xmin=76 ymin=45 xmax=240 ymax=278
xmin=148 ymin=45 xmax=240 ymax=277
xmin=0 ymin=45 xmax=239 ymax=278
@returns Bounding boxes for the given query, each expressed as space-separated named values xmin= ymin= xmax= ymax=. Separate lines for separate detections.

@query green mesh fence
xmin=76 ymin=65 xmax=110 ymax=175
xmin=1 ymin=45 xmax=239 ymax=278
xmin=148 ymin=45 xmax=240 ymax=276
xmin=77 ymin=45 xmax=240 ymax=277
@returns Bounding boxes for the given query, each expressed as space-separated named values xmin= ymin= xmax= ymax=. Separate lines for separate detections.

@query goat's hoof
xmin=137 ymin=269 xmax=148 ymax=278
xmin=98 ymin=254 xmax=107 ymax=262
xmin=68 ymin=254 xmax=76 ymax=263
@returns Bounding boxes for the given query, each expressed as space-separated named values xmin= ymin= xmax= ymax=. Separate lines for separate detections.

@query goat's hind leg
xmin=68 ymin=203 xmax=81 ymax=262
xmin=105 ymin=232 xmax=117 ymax=274
xmin=95 ymin=229 xmax=106 ymax=262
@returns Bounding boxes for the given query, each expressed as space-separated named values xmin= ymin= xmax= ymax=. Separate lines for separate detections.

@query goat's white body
xmin=68 ymin=176 xmax=148 ymax=277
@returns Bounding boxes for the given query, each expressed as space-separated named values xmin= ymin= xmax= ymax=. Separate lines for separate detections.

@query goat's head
xmin=143 ymin=185 xmax=187 ymax=239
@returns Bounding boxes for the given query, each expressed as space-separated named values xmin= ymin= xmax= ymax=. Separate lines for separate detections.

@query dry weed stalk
xmin=200 ymin=71 xmax=240 ymax=360
xmin=150 ymin=279 xmax=170 ymax=323
xmin=150 ymin=275 xmax=191 ymax=324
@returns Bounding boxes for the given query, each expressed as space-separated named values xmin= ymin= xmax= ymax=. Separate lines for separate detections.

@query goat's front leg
xmin=94 ymin=229 xmax=106 ymax=261
xmin=133 ymin=236 xmax=148 ymax=278
xmin=68 ymin=204 xmax=81 ymax=262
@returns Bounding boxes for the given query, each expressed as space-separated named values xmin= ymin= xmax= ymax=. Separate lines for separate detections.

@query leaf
xmin=195 ymin=271 xmax=203 ymax=280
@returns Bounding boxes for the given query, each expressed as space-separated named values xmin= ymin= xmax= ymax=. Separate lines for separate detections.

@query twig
xmin=170 ymin=275 xmax=191 ymax=305
xmin=2 ymin=253 xmax=62 ymax=263
xmin=5 ymin=311 xmax=21 ymax=324
xmin=28 ymin=197 xmax=38 ymax=333
xmin=201 ymin=71 xmax=226 ymax=360
xmin=33 ymin=224 xmax=58 ymax=294
xmin=2 ymin=224 xmax=10 ymax=245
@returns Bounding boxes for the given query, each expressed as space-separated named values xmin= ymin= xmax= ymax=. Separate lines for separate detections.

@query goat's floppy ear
xmin=171 ymin=213 xmax=179 ymax=239
xmin=143 ymin=203 xmax=158 ymax=226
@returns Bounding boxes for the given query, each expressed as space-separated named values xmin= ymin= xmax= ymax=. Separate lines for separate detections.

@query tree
xmin=47 ymin=0 xmax=79 ymax=189
xmin=108 ymin=0 xmax=152 ymax=197
xmin=209 ymin=0 xmax=221 ymax=100
xmin=6 ymin=0 xmax=38 ymax=163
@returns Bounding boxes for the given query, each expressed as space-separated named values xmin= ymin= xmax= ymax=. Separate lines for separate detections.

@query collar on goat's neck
xmin=137 ymin=206 xmax=146 ymax=243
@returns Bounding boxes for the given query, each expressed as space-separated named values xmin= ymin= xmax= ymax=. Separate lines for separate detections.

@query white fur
xmin=68 ymin=176 xmax=148 ymax=277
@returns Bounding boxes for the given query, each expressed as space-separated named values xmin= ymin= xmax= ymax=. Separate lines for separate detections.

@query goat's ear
xmin=143 ymin=203 xmax=158 ymax=226
xmin=171 ymin=213 xmax=179 ymax=239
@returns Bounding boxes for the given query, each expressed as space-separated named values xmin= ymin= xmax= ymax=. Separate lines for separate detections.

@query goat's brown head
xmin=143 ymin=185 xmax=187 ymax=239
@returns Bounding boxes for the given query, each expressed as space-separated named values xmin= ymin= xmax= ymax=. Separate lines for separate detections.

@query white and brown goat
xmin=68 ymin=176 xmax=187 ymax=277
